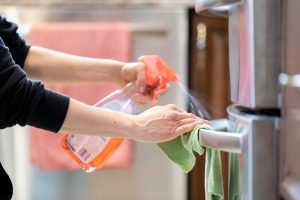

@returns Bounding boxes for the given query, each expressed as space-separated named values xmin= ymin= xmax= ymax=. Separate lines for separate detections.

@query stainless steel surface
xmin=279 ymin=73 xmax=300 ymax=88
xmin=280 ymin=0 xmax=300 ymax=199
xmin=282 ymin=175 xmax=300 ymax=200
xmin=210 ymin=118 xmax=228 ymax=131
xmin=228 ymin=7 xmax=240 ymax=103
xmin=281 ymin=118 xmax=300 ymax=200
xmin=195 ymin=0 xmax=283 ymax=199
xmin=195 ymin=0 xmax=242 ymax=13
xmin=201 ymin=118 xmax=244 ymax=154
xmin=230 ymin=0 xmax=281 ymax=108
xmin=228 ymin=105 xmax=279 ymax=200
xmin=196 ymin=0 xmax=282 ymax=108
xmin=198 ymin=129 xmax=243 ymax=154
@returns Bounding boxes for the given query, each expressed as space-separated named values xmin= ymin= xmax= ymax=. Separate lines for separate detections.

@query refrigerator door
xmin=227 ymin=105 xmax=279 ymax=200
xmin=281 ymin=118 xmax=300 ymax=200
xmin=195 ymin=0 xmax=281 ymax=109
xmin=280 ymin=0 xmax=300 ymax=199
xmin=195 ymin=0 xmax=242 ymax=13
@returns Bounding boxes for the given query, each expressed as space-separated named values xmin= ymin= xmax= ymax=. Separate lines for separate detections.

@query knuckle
xmin=167 ymin=111 xmax=178 ymax=119
xmin=182 ymin=125 xmax=192 ymax=133
xmin=188 ymin=113 xmax=197 ymax=118
xmin=167 ymin=104 xmax=177 ymax=109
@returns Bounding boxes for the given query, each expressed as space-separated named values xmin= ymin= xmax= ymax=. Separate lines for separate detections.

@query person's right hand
xmin=128 ymin=104 xmax=207 ymax=143
xmin=121 ymin=62 xmax=169 ymax=106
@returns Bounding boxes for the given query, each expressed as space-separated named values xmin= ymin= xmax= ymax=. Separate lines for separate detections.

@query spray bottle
xmin=61 ymin=55 xmax=179 ymax=172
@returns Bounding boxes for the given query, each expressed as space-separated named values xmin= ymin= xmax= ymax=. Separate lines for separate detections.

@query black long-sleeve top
xmin=0 ymin=16 xmax=70 ymax=199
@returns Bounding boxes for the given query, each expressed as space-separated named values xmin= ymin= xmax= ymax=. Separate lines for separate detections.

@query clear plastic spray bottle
xmin=61 ymin=55 xmax=179 ymax=172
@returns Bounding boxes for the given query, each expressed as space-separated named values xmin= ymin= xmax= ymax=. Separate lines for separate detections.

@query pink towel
xmin=28 ymin=22 xmax=133 ymax=170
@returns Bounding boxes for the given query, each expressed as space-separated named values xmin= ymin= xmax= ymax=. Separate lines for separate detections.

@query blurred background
xmin=0 ymin=0 xmax=232 ymax=200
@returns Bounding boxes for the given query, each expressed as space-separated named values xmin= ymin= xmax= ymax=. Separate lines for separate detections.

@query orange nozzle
xmin=138 ymin=55 xmax=179 ymax=90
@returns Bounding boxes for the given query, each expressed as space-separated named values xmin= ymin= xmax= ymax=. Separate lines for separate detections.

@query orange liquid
xmin=61 ymin=134 xmax=124 ymax=172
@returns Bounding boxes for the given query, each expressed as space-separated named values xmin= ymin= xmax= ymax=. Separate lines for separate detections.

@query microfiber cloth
xmin=158 ymin=124 xmax=224 ymax=200
xmin=229 ymin=154 xmax=240 ymax=200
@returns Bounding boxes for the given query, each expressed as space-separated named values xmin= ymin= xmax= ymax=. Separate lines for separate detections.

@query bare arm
xmin=23 ymin=46 xmax=205 ymax=142
xmin=24 ymin=46 xmax=130 ymax=85
xmin=60 ymin=99 xmax=205 ymax=143
xmin=60 ymin=98 xmax=133 ymax=138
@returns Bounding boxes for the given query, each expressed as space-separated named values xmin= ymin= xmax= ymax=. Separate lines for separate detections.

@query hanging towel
xmin=158 ymin=124 xmax=224 ymax=200
xmin=228 ymin=154 xmax=240 ymax=200
xmin=28 ymin=22 xmax=133 ymax=170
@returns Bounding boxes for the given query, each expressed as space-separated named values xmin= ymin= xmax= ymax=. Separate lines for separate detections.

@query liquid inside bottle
xmin=62 ymin=55 xmax=179 ymax=172
xmin=62 ymin=83 xmax=140 ymax=172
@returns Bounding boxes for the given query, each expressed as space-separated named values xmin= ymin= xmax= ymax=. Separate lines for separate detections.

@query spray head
xmin=138 ymin=55 xmax=179 ymax=90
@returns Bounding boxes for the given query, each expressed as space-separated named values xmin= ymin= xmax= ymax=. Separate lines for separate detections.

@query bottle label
xmin=66 ymin=134 xmax=109 ymax=164
xmin=65 ymin=100 xmax=130 ymax=165
xmin=66 ymin=96 xmax=136 ymax=168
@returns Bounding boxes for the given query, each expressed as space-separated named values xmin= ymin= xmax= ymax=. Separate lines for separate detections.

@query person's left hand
xmin=121 ymin=62 xmax=168 ymax=106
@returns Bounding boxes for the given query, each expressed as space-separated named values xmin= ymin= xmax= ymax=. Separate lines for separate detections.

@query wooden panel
xmin=188 ymin=10 xmax=231 ymax=200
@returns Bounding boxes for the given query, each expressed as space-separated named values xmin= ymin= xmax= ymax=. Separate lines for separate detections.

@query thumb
xmin=121 ymin=62 xmax=144 ymax=83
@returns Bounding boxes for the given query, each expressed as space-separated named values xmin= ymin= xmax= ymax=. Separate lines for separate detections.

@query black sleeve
xmin=0 ymin=37 xmax=70 ymax=132
xmin=0 ymin=162 xmax=13 ymax=200
xmin=0 ymin=16 xmax=30 ymax=68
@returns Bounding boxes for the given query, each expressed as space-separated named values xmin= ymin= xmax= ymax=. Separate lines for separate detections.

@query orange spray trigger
xmin=138 ymin=55 xmax=179 ymax=90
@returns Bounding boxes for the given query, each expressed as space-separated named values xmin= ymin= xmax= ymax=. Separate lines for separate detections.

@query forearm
xmin=60 ymin=98 xmax=134 ymax=138
xmin=0 ymin=39 xmax=69 ymax=132
xmin=24 ymin=46 xmax=125 ymax=85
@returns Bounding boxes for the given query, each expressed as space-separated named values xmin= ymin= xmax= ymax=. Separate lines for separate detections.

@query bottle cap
xmin=138 ymin=55 xmax=179 ymax=90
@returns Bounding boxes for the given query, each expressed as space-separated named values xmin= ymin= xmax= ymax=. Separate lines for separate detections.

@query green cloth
xmin=158 ymin=124 xmax=224 ymax=200
xmin=228 ymin=153 xmax=240 ymax=200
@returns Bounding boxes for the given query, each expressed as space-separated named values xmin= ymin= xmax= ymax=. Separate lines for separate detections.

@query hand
xmin=121 ymin=62 xmax=168 ymax=106
xmin=128 ymin=104 xmax=208 ymax=143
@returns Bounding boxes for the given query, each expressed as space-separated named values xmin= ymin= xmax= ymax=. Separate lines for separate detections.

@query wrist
xmin=103 ymin=59 xmax=126 ymax=85
xmin=120 ymin=62 xmax=144 ymax=85
xmin=114 ymin=112 xmax=138 ymax=138
xmin=120 ymin=64 xmax=134 ymax=84
xmin=123 ymin=114 xmax=146 ymax=141
xmin=92 ymin=59 xmax=126 ymax=85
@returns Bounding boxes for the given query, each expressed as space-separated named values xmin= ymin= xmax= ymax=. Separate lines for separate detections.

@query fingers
xmin=173 ymin=119 xmax=205 ymax=137
xmin=122 ymin=62 xmax=172 ymax=105
xmin=134 ymin=103 xmax=208 ymax=143
xmin=166 ymin=104 xmax=186 ymax=113
xmin=121 ymin=63 xmax=138 ymax=83
xmin=150 ymin=104 xmax=198 ymax=120
xmin=136 ymin=65 xmax=146 ymax=93
xmin=151 ymin=84 xmax=169 ymax=100
xmin=171 ymin=112 xmax=199 ymax=120
xmin=133 ymin=93 xmax=152 ymax=107
xmin=175 ymin=118 xmax=205 ymax=128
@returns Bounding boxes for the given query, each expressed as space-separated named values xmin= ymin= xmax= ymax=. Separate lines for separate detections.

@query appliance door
xmin=205 ymin=105 xmax=279 ymax=200
xmin=228 ymin=106 xmax=279 ymax=200
xmin=195 ymin=0 xmax=281 ymax=109
xmin=280 ymin=0 xmax=300 ymax=199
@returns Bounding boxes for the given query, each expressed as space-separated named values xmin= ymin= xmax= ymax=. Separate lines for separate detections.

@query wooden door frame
xmin=187 ymin=9 xmax=230 ymax=200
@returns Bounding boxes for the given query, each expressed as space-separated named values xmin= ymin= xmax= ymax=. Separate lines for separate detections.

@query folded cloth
xmin=158 ymin=124 xmax=224 ymax=200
